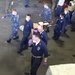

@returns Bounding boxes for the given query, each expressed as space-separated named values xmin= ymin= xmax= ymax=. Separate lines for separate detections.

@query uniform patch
xmin=61 ymin=21 xmax=63 ymax=23
xmin=37 ymin=47 xmax=40 ymax=51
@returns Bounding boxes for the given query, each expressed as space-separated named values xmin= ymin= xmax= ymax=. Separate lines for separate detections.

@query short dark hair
xmin=60 ymin=13 xmax=65 ymax=17
xmin=60 ymin=12 xmax=65 ymax=17
xmin=26 ymin=14 xmax=31 ymax=17
xmin=33 ymin=32 xmax=40 ymax=38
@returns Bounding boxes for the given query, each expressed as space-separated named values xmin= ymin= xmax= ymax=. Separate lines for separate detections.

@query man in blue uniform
xmin=55 ymin=0 xmax=65 ymax=17
xmin=18 ymin=14 xmax=33 ymax=55
xmin=2 ymin=9 xmax=20 ymax=43
xmin=38 ymin=26 xmax=48 ymax=45
xmin=64 ymin=8 xmax=70 ymax=26
xmin=64 ymin=8 xmax=70 ymax=33
xmin=27 ymin=32 xmax=48 ymax=75
xmin=25 ymin=0 xmax=30 ymax=7
xmin=39 ymin=3 xmax=52 ymax=32
xmin=52 ymin=13 xmax=66 ymax=40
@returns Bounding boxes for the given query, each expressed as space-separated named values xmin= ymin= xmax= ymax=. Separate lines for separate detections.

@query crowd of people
xmin=1 ymin=0 xmax=75 ymax=75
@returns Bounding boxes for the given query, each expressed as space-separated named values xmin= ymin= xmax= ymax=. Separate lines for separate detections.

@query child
xmin=39 ymin=3 xmax=52 ymax=32
xmin=52 ymin=13 xmax=66 ymax=40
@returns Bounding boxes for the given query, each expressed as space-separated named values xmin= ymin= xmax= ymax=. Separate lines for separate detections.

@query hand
xmin=34 ymin=30 xmax=38 ymax=33
xmin=1 ymin=16 xmax=4 ymax=19
xmin=28 ymin=39 xmax=33 ymax=46
xmin=42 ymin=62 xmax=47 ymax=66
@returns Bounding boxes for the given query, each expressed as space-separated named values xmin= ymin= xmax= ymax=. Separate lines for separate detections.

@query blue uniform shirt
xmin=65 ymin=13 xmax=70 ymax=25
xmin=23 ymin=20 xmax=33 ymax=34
xmin=31 ymin=40 xmax=48 ymax=58
xmin=3 ymin=13 xmax=20 ymax=30
xmin=55 ymin=17 xmax=66 ymax=32
xmin=71 ymin=11 xmax=75 ymax=22
xmin=40 ymin=31 xmax=48 ymax=45
xmin=40 ymin=8 xmax=52 ymax=23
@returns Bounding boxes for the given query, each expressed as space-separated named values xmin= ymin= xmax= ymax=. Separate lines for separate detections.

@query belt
xmin=32 ymin=55 xmax=42 ymax=58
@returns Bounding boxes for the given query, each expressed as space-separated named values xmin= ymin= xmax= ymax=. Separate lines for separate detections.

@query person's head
xmin=26 ymin=14 xmax=31 ymax=22
xmin=64 ymin=8 xmax=69 ymax=14
xmin=60 ymin=13 xmax=65 ymax=18
xmin=73 ymin=0 xmax=75 ymax=2
xmin=32 ymin=32 xmax=40 ymax=42
xmin=38 ymin=25 xmax=44 ymax=32
xmin=12 ymin=9 xmax=17 ymax=15
xmin=44 ymin=3 xmax=49 ymax=9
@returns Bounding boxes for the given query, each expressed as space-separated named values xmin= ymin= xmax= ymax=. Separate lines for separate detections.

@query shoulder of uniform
xmin=40 ymin=40 xmax=45 ymax=45
xmin=39 ymin=40 xmax=43 ymax=45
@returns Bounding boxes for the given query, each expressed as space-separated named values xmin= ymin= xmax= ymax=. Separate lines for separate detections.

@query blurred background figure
xmin=54 ymin=0 xmax=65 ymax=17
xmin=25 ymin=0 xmax=30 ymax=7
xmin=39 ymin=3 xmax=52 ymax=32
xmin=5 ymin=0 xmax=14 ymax=13
xmin=71 ymin=10 xmax=75 ymax=31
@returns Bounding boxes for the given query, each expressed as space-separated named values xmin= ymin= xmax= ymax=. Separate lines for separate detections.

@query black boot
xmin=25 ymin=5 xmax=30 ymax=8
xmin=13 ymin=36 xmax=19 ymax=40
xmin=17 ymin=51 xmax=24 ymax=56
xmin=24 ymin=72 xmax=29 ymax=75
xmin=7 ymin=39 xmax=11 ymax=43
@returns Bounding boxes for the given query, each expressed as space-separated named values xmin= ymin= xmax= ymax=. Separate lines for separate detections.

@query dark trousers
xmin=69 ymin=11 xmax=73 ymax=19
xmin=10 ymin=29 xmax=19 ymax=40
xmin=25 ymin=0 xmax=30 ymax=6
xmin=30 ymin=57 xmax=42 ymax=75
xmin=71 ymin=21 xmax=75 ymax=31
xmin=63 ymin=28 xmax=67 ymax=33
xmin=19 ymin=32 xmax=30 ymax=53
xmin=53 ymin=29 xmax=61 ymax=40
xmin=55 ymin=5 xmax=63 ymax=17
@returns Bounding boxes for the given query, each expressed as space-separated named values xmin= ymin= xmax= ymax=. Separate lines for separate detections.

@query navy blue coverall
xmin=25 ymin=0 xmax=30 ymax=6
xmin=53 ymin=17 xmax=66 ymax=40
xmin=40 ymin=31 xmax=48 ymax=45
xmin=19 ymin=20 xmax=33 ymax=53
xmin=55 ymin=5 xmax=63 ymax=17
xmin=64 ymin=13 xmax=70 ymax=33
xmin=65 ymin=13 xmax=70 ymax=25
xmin=30 ymin=40 xmax=48 ymax=75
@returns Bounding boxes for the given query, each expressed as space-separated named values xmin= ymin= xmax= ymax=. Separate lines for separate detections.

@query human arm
xmin=42 ymin=43 xmax=48 ymax=66
xmin=39 ymin=10 xmax=44 ymax=16
xmin=1 ymin=13 xmax=12 ymax=19
xmin=61 ymin=20 xmax=66 ymax=33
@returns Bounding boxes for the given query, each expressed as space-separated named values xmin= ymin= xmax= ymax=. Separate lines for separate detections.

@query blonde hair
xmin=38 ymin=25 xmax=43 ymax=30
